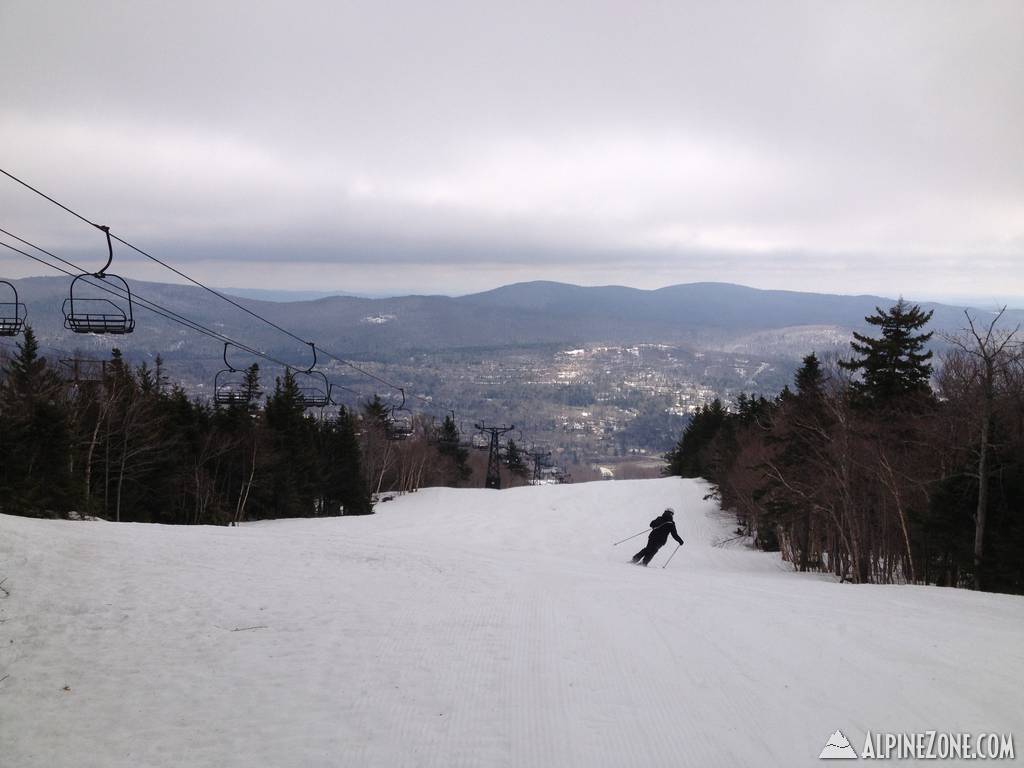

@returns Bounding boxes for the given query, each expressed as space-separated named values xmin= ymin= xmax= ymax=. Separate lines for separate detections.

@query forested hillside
xmin=666 ymin=301 xmax=1024 ymax=593
xmin=0 ymin=328 xmax=499 ymax=524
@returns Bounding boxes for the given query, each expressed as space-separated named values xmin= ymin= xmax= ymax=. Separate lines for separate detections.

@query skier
xmin=631 ymin=508 xmax=684 ymax=566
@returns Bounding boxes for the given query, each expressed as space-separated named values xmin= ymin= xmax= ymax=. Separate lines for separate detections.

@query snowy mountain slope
xmin=1 ymin=478 xmax=1021 ymax=767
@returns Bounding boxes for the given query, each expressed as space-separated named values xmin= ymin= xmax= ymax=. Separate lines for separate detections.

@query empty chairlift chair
xmin=0 ymin=280 xmax=26 ymax=336
xmin=62 ymin=225 xmax=135 ymax=335
xmin=296 ymin=369 xmax=332 ymax=409
xmin=293 ymin=343 xmax=332 ymax=409
xmin=214 ymin=343 xmax=262 ymax=406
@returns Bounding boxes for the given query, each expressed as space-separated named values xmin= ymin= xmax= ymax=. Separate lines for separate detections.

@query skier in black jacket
xmin=631 ymin=508 xmax=684 ymax=566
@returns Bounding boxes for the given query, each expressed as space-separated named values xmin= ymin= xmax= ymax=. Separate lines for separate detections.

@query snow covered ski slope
xmin=1 ymin=477 xmax=1022 ymax=767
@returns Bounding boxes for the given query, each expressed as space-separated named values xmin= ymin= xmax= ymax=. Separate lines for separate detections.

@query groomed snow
xmin=1 ymin=477 xmax=1022 ymax=767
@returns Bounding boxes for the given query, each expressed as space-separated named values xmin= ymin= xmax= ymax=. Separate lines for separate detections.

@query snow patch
xmin=361 ymin=313 xmax=396 ymax=325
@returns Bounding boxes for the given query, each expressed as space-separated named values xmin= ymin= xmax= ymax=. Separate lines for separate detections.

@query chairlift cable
xmin=0 ymin=166 xmax=319 ymax=348
xmin=0 ymin=240 xmax=214 ymax=337
xmin=0 ymin=168 xmax=100 ymax=230
xmin=0 ymin=237 xmax=301 ymax=372
xmin=0 ymin=235 xmax=267 ymax=359
xmin=0 ymin=227 xmax=230 ymax=343
xmin=1 ymin=167 xmax=408 ymax=396
xmin=0 ymin=249 xmax=488 ymax=431
xmin=1 ymin=168 xmax=528 ymax=437
xmin=1 ymin=234 xmax=378 ymax=405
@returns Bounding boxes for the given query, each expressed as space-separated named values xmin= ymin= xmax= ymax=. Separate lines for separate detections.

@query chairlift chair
xmin=0 ymin=280 xmax=26 ymax=336
xmin=292 ymin=343 xmax=332 ymax=409
xmin=425 ymin=415 xmax=442 ymax=444
xmin=452 ymin=413 xmax=477 ymax=451
xmin=385 ymin=389 xmax=414 ymax=440
xmin=214 ymin=343 xmax=262 ymax=406
xmin=296 ymin=369 xmax=332 ymax=409
xmin=387 ymin=408 xmax=413 ymax=440
xmin=62 ymin=225 xmax=135 ymax=335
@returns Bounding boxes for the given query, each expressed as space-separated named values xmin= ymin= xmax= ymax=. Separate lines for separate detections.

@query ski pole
xmin=662 ymin=543 xmax=683 ymax=569
xmin=612 ymin=521 xmax=672 ymax=546
xmin=612 ymin=529 xmax=650 ymax=546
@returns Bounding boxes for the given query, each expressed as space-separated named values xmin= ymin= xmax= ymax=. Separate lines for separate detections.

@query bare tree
xmin=943 ymin=308 xmax=1022 ymax=589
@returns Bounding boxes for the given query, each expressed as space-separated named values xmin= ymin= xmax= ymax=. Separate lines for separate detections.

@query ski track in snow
xmin=0 ymin=477 xmax=1022 ymax=767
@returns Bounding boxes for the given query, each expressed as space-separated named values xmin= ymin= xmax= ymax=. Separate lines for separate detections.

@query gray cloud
xmin=1 ymin=0 xmax=1022 ymax=299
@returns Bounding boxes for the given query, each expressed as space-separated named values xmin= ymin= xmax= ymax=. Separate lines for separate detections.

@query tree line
xmin=0 ymin=328 xmax=522 ymax=524
xmin=665 ymin=301 xmax=1024 ymax=594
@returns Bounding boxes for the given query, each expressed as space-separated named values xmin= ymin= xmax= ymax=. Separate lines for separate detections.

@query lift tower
xmin=524 ymin=448 xmax=552 ymax=484
xmin=474 ymin=422 xmax=515 ymax=489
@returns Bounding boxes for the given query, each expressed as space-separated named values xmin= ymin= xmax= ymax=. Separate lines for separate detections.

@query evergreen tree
xmin=136 ymin=361 xmax=156 ymax=394
xmin=243 ymin=363 xmax=262 ymax=404
xmin=0 ymin=326 xmax=76 ymax=516
xmin=794 ymin=352 xmax=824 ymax=398
xmin=760 ymin=353 xmax=830 ymax=569
xmin=735 ymin=393 xmax=772 ymax=425
xmin=505 ymin=438 xmax=528 ymax=477
xmin=360 ymin=394 xmax=396 ymax=494
xmin=664 ymin=398 xmax=727 ymax=478
xmin=5 ymin=324 xmax=44 ymax=393
xmin=321 ymin=406 xmax=372 ymax=515
xmin=88 ymin=349 xmax=171 ymax=522
xmin=264 ymin=370 xmax=317 ymax=517
xmin=363 ymin=394 xmax=390 ymax=427
xmin=153 ymin=354 xmax=169 ymax=395
xmin=437 ymin=413 xmax=470 ymax=483
xmin=840 ymin=300 xmax=934 ymax=404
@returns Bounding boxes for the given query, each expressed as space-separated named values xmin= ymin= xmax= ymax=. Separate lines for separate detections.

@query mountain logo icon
xmin=819 ymin=729 xmax=859 ymax=759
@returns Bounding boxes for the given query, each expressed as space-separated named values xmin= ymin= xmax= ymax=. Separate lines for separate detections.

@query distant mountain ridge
xmin=460 ymin=281 xmax=906 ymax=329
xmin=3 ymin=276 xmax=1019 ymax=363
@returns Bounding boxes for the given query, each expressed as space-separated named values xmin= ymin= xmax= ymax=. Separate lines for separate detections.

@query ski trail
xmin=2 ymin=478 xmax=1023 ymax=767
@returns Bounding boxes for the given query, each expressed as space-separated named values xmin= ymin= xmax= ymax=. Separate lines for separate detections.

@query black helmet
xmin=664 ymin=508 xmax=674 ymax=517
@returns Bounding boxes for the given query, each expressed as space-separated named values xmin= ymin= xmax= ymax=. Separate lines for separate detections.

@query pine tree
xmin=243 ymin=363 xmax=261 ymax=404
xmin=437 ymin=413 xmax=470 ymax=483
xmin=363 ymin=394 xmax=390 ymax=427
xmin=762 ymin=352 xmax=830 ymax=569
xmin=664 ymin=399 xmax=727 ymax=478
xmin=4 ymin=324 xmax=44 ymax=394
xmin=505 ymin=438 xmax=528 ymax=477
xmin=327 ymin=406 xmax=372 ymax=515
xmin=840 ymin=300 xmax=934 ymax=404
xmin=264 ymin=370 xmax=317 ymax=517
xmin=0 ymin=326 xmax=77 ymax=516
xmin=154 ymin=354 xmax=168 ymax=395
xmin=795 ymin=352 xmax=824 ymax=398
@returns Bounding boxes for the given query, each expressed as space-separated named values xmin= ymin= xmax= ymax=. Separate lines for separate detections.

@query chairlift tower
xmin=524 ymin=448 xmax=552 ymax=484
xmin=474 ymin=422 xmax=514 ymax=490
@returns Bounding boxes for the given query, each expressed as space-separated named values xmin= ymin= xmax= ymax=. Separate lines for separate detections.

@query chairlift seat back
xmin=214 ymin=368 xmax=261 ymax=406
xmin=0 ymin=281 xmax=27 ymax=336
xmin=63 ymin=272 xmax=136 ymax=335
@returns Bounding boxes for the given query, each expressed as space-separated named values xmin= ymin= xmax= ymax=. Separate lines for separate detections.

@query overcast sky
xmin=1 ymin=1 xmax=1022 ymax=300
